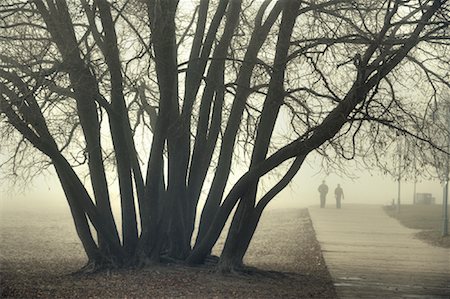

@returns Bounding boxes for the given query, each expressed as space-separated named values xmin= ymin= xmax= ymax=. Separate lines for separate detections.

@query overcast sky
xmin=0 ymin=0 xmax=445 ymax=216
xmin=0 ymin=157 xmax=443 ymax=214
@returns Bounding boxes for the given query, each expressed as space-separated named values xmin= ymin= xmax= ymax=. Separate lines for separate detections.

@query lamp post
xmin=412 ymin=132 xmax=417 ymax=205
xmin=443 ymin=161 xmax=448 ymax=237
xmin=397 ymin=132 xmax=402 ymax=214
xmin=413 ymin=149 xmax=417 ymax=205
xmin=442 ymin=104 xmax=449 ymax=237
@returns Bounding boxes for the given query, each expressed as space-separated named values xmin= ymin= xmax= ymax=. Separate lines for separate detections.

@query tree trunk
xmin=218 ymin=209 xmax=260 ymax=272
xmin=34 ymin=0 xmax=122 ymax=254
xmin=195 ymin=1 xmax=283 ymax=245
xmin=95 ymin=0 xmax=141 ymax=258
xmin=217 ymin=0 xmax=301 ymax=271
xmin=144 ymin=0 xmax=185 ymax=261
xmin=54 ymin=165 xmax=102 ymax=264
xmin=219 ymin=155 xmax=307 ymax=270
xmin=186 ymin=0 xmax=242 ymax=247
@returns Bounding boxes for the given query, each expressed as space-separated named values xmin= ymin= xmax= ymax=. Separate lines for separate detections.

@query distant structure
xmin=413 ymin=193 xmax=435 ymax=205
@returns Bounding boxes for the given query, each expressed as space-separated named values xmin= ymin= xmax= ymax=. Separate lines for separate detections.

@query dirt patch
xmin=0 ymin=208 xmax=336 ymax=298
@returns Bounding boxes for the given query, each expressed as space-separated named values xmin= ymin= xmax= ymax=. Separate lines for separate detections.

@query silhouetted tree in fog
xmin=0 ymin=0 xmax=449 ymax=272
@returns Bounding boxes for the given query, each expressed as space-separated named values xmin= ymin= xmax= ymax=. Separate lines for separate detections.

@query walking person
xmin=318 ymin=180 xmax=329 ymax=208
xmin=335 ymin=184 xmax=344 ymax=209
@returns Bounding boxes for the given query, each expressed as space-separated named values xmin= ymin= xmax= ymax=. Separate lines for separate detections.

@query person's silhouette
xmin=318 ymin=180 xmax=329 ymax=208
xmin=335 ymin=184 xmax=344 ymax=209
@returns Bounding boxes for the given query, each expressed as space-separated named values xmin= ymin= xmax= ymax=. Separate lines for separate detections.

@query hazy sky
xmin=0 ymin=157 xmax=443 ymax=214
xmin=0 ymin=0 xmax=445 ymax=215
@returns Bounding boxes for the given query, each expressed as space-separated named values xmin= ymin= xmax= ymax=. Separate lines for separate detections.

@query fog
xmin=1 ymin=160 xmax=442 ymax=215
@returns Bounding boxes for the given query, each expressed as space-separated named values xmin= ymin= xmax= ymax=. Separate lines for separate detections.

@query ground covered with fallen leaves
xmin=0 ymin=208 xmax=336 ymax=298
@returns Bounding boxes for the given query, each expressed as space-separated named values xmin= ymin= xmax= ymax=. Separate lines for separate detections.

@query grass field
xmin=384 ymin=204 xmax=450 ymax=248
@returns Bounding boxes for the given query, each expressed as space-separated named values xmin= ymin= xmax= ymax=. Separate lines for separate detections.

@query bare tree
xmin=0 ymin=0 xmax=449 ymax=272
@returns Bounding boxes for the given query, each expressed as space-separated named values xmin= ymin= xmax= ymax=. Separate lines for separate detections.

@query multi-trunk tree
xmin=0 ymin=0 xmax=449 ymax=272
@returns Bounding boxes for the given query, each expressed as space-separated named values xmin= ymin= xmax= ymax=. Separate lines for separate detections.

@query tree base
xmin=71 ymin=258 xmax=121 ymax=275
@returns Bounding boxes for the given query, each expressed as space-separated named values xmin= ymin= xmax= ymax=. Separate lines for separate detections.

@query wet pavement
xmin=308 ymin=204 xmax=450 ymax=298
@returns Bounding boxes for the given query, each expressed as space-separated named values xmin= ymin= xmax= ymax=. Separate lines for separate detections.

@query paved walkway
xmin=308 ymin=204 xmax=450 ymax=298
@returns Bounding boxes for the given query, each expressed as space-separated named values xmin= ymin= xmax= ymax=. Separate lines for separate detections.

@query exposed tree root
xmin=71 ymin=258 xmax=121 ymax=275
xmin=71 ymin=261 xmax=105 ymax=275
xmin=159 ymin=254 xmax=185 ymax=265
xmin=70 ymin=253 xmax=284 ymax=276
xmin=204 ymin=255 xmax=220 ymax=266
xmin=135 ymin=256 xmax=154 ymax=268
xmin=133 ymin=253 xmax=185 ymax=269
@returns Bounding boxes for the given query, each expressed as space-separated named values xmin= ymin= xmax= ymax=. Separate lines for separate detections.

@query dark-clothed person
xmin=335 ymin=184 xmax=344 ymax=209
xmin=318 ymin=181 xmax=329 ymax=208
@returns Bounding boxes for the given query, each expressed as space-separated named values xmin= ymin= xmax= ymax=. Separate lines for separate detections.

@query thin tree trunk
xmin=186 ymin=0 xmax=242 ymax=246
xmin=54 ymin=165 xmax=103 ymax=264
xmin=34 ymin=0 xmax=121 ymax=253
xmin=217 ymin=0 xmax=301 ymax=270
xmin=219 ymin=156 xmax=305 ymax=271
xmin=95 ymin=0 xmax=141 ymax=257
xmin=195 ymin=1 xmax=283 ymax=245
xmin=143 ymin=0 xmax=183 ymax=261
xmin=181 ymin=2 xmax=230 ymax=245
xmin=218 ymin=209 xmax=258 ymax=272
